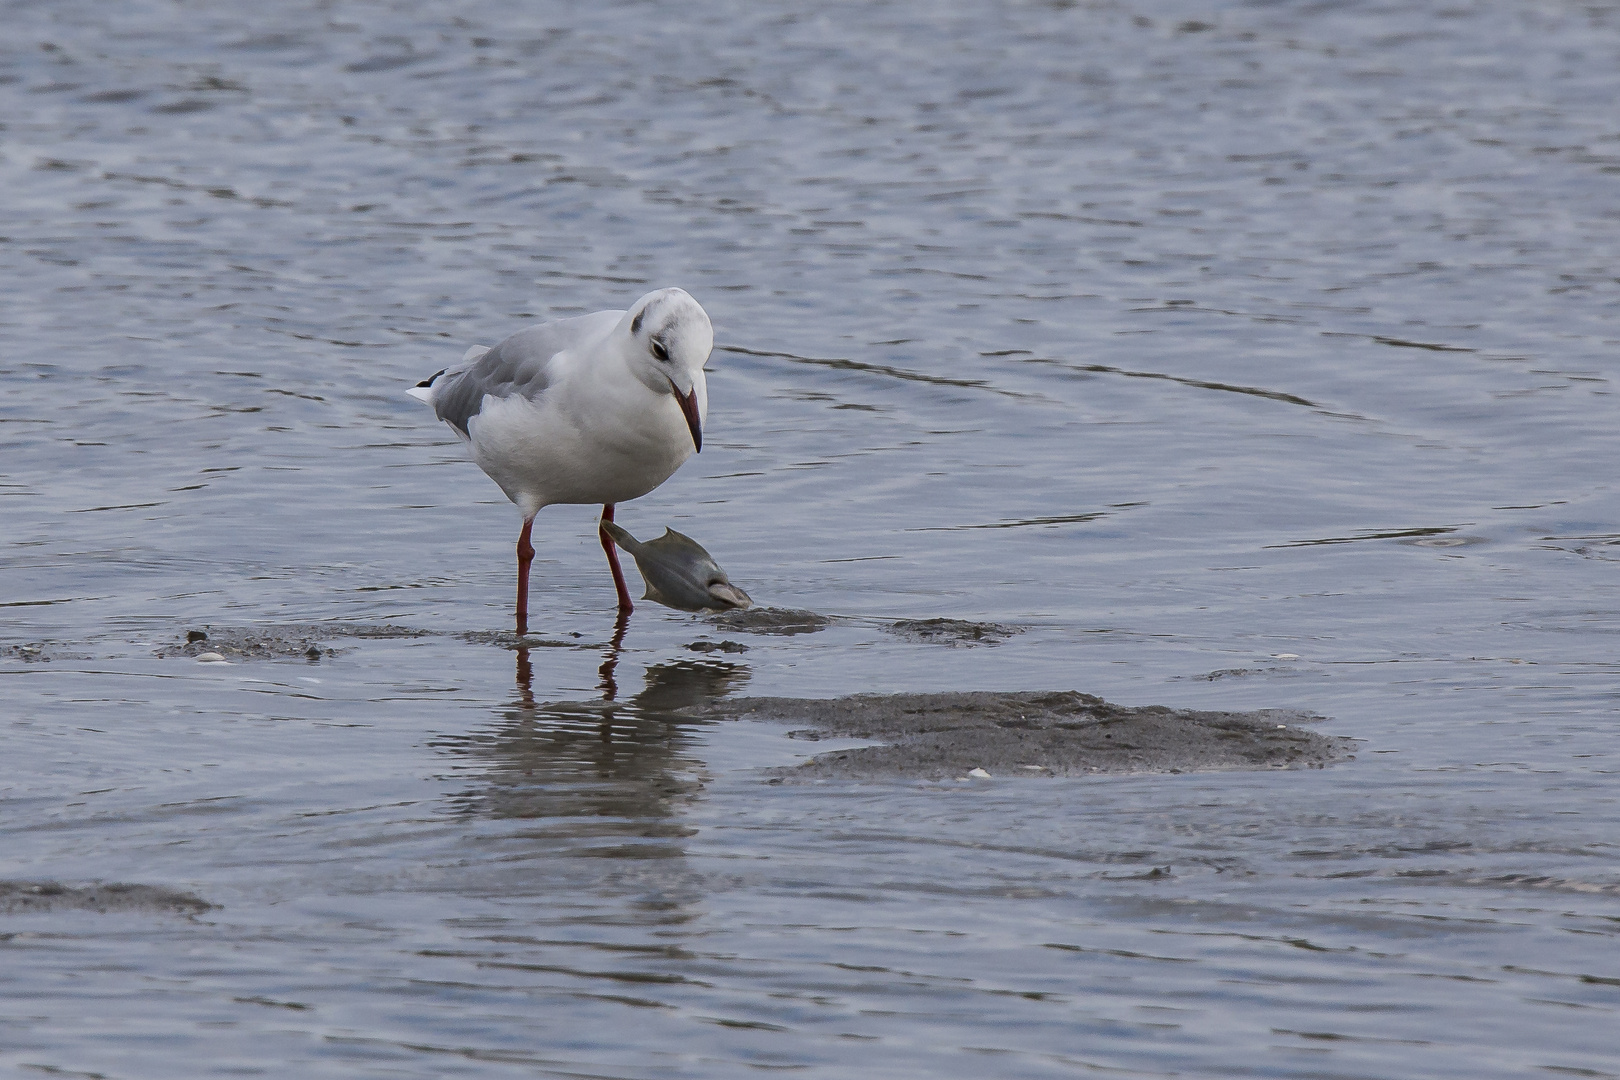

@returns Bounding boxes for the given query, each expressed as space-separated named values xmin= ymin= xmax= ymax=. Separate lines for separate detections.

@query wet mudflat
xmin=710 ymin=691 xmax=1351 ymax=780
xmin=0 ymin=881 xmax=214 ymax=916
xmin=4 ymin=2 xmax=1620 ymax=1078
xmin=159 ymin=623 xmax=1357 ymax=778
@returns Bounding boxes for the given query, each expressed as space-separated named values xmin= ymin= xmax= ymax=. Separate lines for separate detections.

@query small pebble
xmin=1273 ymin=653 xmax=1300 ymax=660
xmin=196 ymin=652 xmax=229 ymax=664
xmin=967 ymin=767 xmax=991 ymax=779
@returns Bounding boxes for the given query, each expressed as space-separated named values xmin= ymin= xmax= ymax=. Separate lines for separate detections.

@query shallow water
xmin=3 ymin=1 xmax=1619 ymax=1076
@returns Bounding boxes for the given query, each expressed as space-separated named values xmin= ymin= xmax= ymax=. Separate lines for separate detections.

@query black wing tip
xmin=415 ymin=368 xmax=447 ymax=389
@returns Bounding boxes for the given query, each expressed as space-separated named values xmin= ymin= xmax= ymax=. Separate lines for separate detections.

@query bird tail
xmin=406 ymin=345 xmax=489 ymax=404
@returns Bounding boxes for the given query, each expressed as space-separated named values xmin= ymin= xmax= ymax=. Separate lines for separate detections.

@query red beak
xmin=672 ymin=381 xmax=702 ymax=453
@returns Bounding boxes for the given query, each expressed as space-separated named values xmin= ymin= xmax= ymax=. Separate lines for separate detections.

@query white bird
xmin=408 ymin=288 xmax=712 ymax=633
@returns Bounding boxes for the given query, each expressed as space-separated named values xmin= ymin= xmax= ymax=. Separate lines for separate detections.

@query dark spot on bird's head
xmin=630 ymin=308 xmax=645 ymax=336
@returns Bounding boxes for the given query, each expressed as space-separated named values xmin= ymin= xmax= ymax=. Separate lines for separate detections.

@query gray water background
xmin=3 ymin=0 xmax=1619 ymax=1076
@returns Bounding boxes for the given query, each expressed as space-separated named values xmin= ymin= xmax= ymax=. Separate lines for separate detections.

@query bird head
xmin=623 ymin=288 xmax=712 ymax=453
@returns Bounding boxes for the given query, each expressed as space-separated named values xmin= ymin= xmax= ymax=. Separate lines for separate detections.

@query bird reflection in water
xmin=510 ymin=612 xmax=634 ymax=710
xmin=438 ymin=614 xmax=749 ymax=844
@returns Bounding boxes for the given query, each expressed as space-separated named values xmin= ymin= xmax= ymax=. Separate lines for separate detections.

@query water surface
xmin=3 ymin=2 xmax=1619 ymax=1077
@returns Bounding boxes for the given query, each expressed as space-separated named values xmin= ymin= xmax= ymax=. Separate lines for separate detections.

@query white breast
xmin=466 ymin=374 xmax=694 ymax=519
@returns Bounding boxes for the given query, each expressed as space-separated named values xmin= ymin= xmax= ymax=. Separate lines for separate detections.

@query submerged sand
xmin=141 ymin=625 xmax=1354 ymax=782
xmin=0 ymin=881 xmax=213 ymax=915
xmin=701 ymin=690 xmax=1354 ymax=781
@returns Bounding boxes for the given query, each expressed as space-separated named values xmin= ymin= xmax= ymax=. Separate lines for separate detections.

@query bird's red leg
xmin=516 ymin=517 xmax=536 ymax=636
xmin=599 ymin=504 xmax=634 ymax=615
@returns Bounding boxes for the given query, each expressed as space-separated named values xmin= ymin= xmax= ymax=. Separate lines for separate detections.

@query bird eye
xmin=650 ymin=338 xmax=669 ymax=362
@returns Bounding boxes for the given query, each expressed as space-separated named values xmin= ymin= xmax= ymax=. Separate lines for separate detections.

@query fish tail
xmin=599 ymin=519 xmax=641 ymax=554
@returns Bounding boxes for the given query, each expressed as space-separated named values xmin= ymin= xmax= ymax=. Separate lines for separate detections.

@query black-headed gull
xmin=408 ymin=288 xmax=711 ymax=632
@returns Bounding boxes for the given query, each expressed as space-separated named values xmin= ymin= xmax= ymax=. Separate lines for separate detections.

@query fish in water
xmin=599 ymin=521 xmax=753 ymax=612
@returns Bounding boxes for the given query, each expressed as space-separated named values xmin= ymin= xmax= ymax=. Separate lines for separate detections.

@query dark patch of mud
xmin=1189 ymin=667 xmax=1306 ymax=681
xmin=706 ymin=608 xmax=831 ymax=636
xmin=0 ymin=880 xmax=214 ymax=915
xmin=685 ymin=639 xmax=749 ymax=654
xmin=462 ymin=630 xmax=598 ymax=650
xmin=2 ymin=643 xmax=91 ymax=663
xmin=700 ymin=691 xmax=1354 ymax=781
xmin=886 ymin=618 xmax=1023 ymax=646
xmin=158 ymin=623 xmax=429 ymax=661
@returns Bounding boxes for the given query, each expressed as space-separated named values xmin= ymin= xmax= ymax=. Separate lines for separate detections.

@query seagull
xmin=408 ymin=288 xmax=711 ymax=633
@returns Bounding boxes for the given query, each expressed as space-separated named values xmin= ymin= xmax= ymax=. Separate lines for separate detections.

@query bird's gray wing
xmin=431 ymin=322 xmax=578 ymax=437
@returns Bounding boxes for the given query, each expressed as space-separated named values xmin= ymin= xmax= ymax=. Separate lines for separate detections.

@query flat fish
xmin=600 ymin=521 xmax=753 ymax=612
